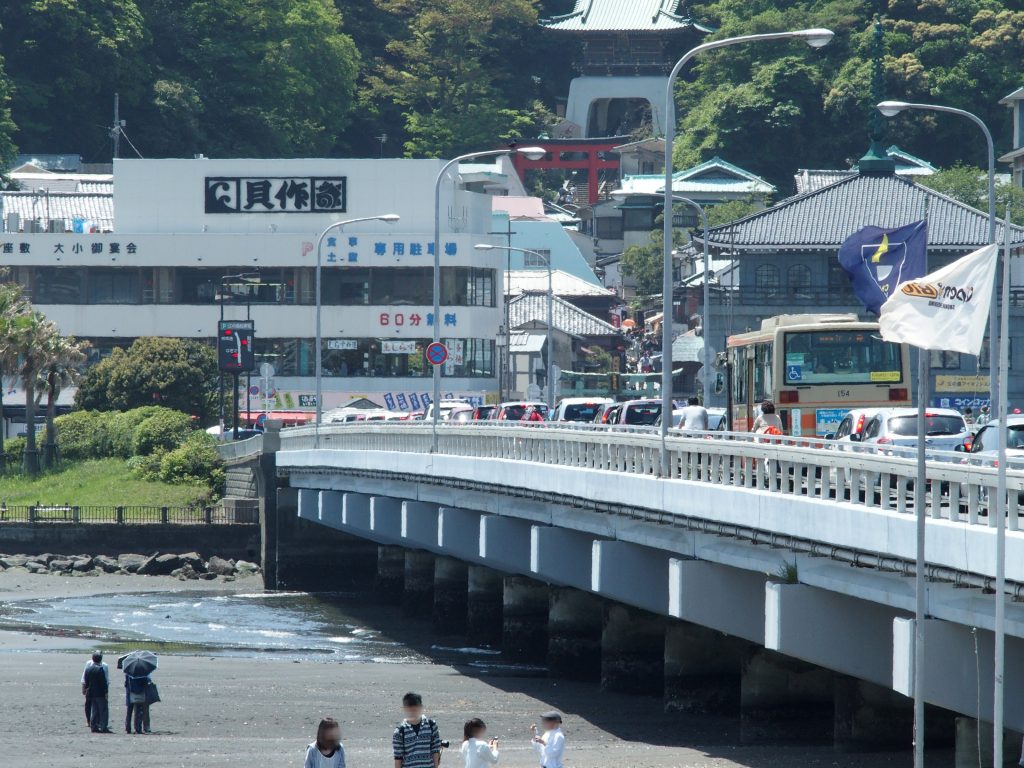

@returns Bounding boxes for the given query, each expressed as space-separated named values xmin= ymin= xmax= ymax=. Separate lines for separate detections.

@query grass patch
xmin=0 ymin=458 xmax=210 ymax=507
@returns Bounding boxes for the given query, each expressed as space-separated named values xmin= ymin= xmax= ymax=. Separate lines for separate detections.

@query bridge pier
xmin=467 ymin=565 xmax=504 ymax=647
xmin=833 ymin=675 xmax=913 ymax=751
xmin=376 ymin=545 xmax=405 ymax=602
xmin=601 ymin=604 xmax=665 ymax=695
xmin=503 ymin=575 xmax=549 ymax=662
xmin=954 ymin=717 xmax=1020 ymax=768
xmin=403 ymin=551 xmax=435 ymax=618
xmin=664 ymin=621 xmax=743 ymax=715
xmin=548 ymin=588 xmax=603 ymax=681
xmin=740 ymin=648 xmax=833 ymax=745
xmin=433 ymin=556 xmax=468 ymax=634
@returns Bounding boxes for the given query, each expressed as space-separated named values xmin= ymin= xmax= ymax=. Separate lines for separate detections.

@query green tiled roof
xmin=540 ymin=0 xmax=709 ymax=32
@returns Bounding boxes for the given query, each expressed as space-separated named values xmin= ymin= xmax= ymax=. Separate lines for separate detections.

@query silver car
xmin=860 ymin=407 xmax=969 ymax=454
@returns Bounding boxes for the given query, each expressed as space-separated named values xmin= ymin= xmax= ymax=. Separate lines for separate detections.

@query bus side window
xmin=732 ymin=350 xmax=747 ymax=404
xmin=764 ymin=343 xmax=774 ymax=396
xmin=753 ymin=344 xmax=766 ymax=402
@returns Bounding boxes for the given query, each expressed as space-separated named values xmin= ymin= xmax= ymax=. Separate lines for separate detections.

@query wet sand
xmin=0 ymin=571 xmax=949 ymax=768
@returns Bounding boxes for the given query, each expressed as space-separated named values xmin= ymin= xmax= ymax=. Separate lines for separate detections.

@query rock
xmin=25 ymin=561 xmax=47 ymax=573
xmin=117 ymin=554 xmax=149 ymax=573
xmin=48 ymin=559 xmax=73 ymax=572
xmin=137 ymin=553 xmax=181 ymax=576
xmin=71 ymin=557 xmax=94 ymax=572
xmin=94 ymin=555 xmax=120 ymax=573
xmin=36 ymin=553 xmax=57 ymax=565
xmin=179 ymin=552 xmax=206 ymax=573
xmin=235 ymin=560 xmax=260 ymax=574
xmin=174 ymin=564 xmax=201 ymax=582
xmin=199 ymin=572 xmax=217 ymax=581
xmin=0 ymin=556 xmax=28 ymax=568
xmin=206 ymin=556 xmax=236 ymax=576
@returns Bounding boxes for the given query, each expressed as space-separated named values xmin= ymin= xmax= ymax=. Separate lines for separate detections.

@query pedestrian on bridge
xmin=752 ymin=400 xmax=783 ymax=435
xmin=678 ymin=396 xmax=708 ymax=432
xmin=530 ymin=711 xmax=565 ymax=768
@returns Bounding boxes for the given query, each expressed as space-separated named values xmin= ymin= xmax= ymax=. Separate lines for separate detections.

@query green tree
xmin=132 ymin=0 xmax=360 ymax=157
xmin=918 ymin=165 xmax=1024 ymax=226
xmin=706 ymin=198 xmax=763 ymax=227
xmin=37 ymin=335 xmax=89 ymax=469
xmin=619 ymin=212 xmax=692 ymax=297
xmin=0 ymin=284 xmax=30 ymax=469
xmin=15 ymin=313 xmax=59 ymax=475
xmin=75 ymin=338 xmax=218 ymax=422
xmin=0 ymin=0 xmax=148 ymax=155
xmin=0 ymin=55 xmax=17 ymax=175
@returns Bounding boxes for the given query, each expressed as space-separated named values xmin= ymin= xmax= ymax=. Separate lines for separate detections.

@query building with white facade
xmin=3 ymin=156 xmax=521 ymax=412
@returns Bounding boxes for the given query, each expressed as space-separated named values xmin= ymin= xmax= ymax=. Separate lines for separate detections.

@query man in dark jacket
xmin=82 ymin=652 xmax=111 ymax=733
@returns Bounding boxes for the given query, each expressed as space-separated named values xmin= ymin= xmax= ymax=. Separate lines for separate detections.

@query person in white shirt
xmin=460 ymin=717 xmax=499 ymax=768
xmin=530 ymin=711 xmax=565 ymax=768
xmin=304 ymin=717 xmax=346 ymax=768
xmin=80 ymin=651 xmax=109 ymax=728
xmin=677 ymin=396 xmax=708 ymax=432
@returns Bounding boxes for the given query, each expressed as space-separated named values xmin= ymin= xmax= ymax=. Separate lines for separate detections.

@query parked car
xmin=552 ymin=397 xmax=612 ymax=423
xmin=859 ymin=407 xmax=969 ymax=453
xmin=612 ymin=399 xmax=661 ymax=427
xmin=493 ymin=401 xmax=549 ymax=421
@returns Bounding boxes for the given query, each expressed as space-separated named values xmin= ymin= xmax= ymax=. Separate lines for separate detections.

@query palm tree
xmin=0 ymin=285 xmax=30 ymax=470
xmin=37 ymin=334 xmax=89 ymax=469
xmin=17 ymin=313 xmax=58 ymax=475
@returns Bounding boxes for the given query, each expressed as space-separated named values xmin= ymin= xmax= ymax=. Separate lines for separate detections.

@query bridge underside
xmin=281 ymin=451 xmax=1024 ymax=759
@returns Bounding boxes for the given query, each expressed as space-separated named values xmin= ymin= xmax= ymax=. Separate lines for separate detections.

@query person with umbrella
xmin=118 ymin=650 xmax=158 ymax=734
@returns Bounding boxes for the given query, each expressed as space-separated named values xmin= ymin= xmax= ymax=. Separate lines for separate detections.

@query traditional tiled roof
xmin=0 ymin=191 xmax=114 ymax=232
xmin=507 ymin=269 xmax=614 ymax=298
xmin=509 ymin=292 xmax=620 ymax=337
xmin=616 ymin=156 xmax=776 ymax=197
xmin=700 ymin=173 xmax=1024 ymax=251
xmin=540 ymin=0 xmax=711 ymax=32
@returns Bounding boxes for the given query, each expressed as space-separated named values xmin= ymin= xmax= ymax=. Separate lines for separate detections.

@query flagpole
xmin=914 ymin=341 xmax=928 ymax=768
xmin=993 ymin=200 xmax=1011 ymax=767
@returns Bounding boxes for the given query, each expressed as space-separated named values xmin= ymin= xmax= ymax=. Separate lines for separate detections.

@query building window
xmin=317 ymin=337 xmax=495 ymax=378
xmin=322 ymin=267 xmax=370 ymax=305
xmin=370 ymin=268 xmax=432 ymax=305
xmin=595 ymin=216 xmax=623 ymax=240
xmin=929 ymin=350 xmax=961 ymax=370
xmin=978 ymin=337 xmax=1012 ymax=370
xmin=34 ymin=267 xmax=84 ymax=303
xmin=88 ymin=268 xmax=140 ymax=304
xmin=622 ymin=208 xmax=655 ymax=231
xmin=755 ymin=264 xmax=780 ymax=293
xmin=787 ymin=264 xmax=811 ymax=294
xmin=524 ymin=250 xmax=550 ymax=268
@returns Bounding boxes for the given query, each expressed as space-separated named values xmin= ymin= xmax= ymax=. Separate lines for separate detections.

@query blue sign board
xmin=815 ymin=408 xmax=849 ymax=437
xmin=932 ymin=396 xmax=990 ymax=410
xmin=786 ymin=365 xmax=802 ymax=382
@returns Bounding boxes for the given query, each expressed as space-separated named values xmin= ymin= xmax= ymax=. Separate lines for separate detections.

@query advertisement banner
xmin=935 ymin=374 xmax=989 ymax=393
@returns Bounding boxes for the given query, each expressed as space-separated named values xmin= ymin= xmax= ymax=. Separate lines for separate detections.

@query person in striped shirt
xmin=393 ymin=692 xmax=443 ymax=768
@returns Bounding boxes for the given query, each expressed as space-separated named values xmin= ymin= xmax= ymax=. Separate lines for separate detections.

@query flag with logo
xmin=879 ymin=244 xmax=998 ymax=355
xmin=838 ymin=221 xmax=928 ymax=315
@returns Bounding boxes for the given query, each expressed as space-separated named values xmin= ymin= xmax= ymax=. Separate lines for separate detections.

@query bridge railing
xmin=277 ymin=423 xmax=1024 ymax=532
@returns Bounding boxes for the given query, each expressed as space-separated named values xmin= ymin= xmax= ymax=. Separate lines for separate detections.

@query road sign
xmin=426 ymin=341 xmax=448 ymax=366
xmin=248 ymin=385 xmax=260 ymax=396
xmin=259 ymin=362 xmax=275 ymax=379
xmin=218 ymin=319 xmax=255 ymax=372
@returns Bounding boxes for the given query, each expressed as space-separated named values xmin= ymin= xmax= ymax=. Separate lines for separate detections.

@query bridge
xmin=223 ymin=422 xmax=1024 ymax=764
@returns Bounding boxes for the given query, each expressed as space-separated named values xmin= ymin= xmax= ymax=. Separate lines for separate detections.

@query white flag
xmin=879 ymin=243 xmax=998 ymax=355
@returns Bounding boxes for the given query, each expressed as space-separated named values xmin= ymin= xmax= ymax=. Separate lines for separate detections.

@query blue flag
xmin=838 ymin=220 xmax=928 ymax=315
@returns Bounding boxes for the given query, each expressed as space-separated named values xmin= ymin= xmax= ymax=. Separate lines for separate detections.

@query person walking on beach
xmin=80 ymin=650 xmax=109 ymax=729
xmin=393 ymin=692 xmax=442 ymax=768
xmin=304 ymin=717 xmax=346 ymax=768
xmin=460 ymin=718 xmax=498 ymax=768
xmin=82 ymin=652 xmax=111 ymax=733
xmin=530 ymin=711 xmax=565 ymax=768
xmin=124 ymin=673 xmax=152 ymax=734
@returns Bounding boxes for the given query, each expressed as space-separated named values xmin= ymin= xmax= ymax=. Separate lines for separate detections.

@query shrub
xmin=54 ymin=411 xmax=108 ymax=461
xmin=108 ymin=406 xmax=167 ymax=458
xmin=2 ymin=436 xmax=25 ymax=468
xmin=127 ymin=450 xmax=166 ymax=482
xmin=132 ymin=409 xmax=196 ymax=456
xmin=159 ymin=432 xmax=224 ymax=495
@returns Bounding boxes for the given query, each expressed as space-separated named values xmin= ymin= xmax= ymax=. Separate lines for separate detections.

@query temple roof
xmin=540 ymin=0 xmax=711 ymax=33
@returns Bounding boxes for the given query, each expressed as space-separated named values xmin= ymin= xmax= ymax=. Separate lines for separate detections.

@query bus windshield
xmin=782 ymin=330 xmax=903 ymax=385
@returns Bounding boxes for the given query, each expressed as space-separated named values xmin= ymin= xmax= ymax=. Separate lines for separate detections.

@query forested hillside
xmin=0 ymin=0 xmax=1020 ymax=188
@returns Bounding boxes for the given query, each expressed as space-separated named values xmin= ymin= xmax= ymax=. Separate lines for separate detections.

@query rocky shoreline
xmin=0 ymin=551 xmax=261 ymax=581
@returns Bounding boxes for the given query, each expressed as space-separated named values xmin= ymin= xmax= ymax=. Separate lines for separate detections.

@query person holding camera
xmin=393 ymin=692 xmax=443 ymax=768
xmin=530 ymin=711 xmax=565 ymax=768
xmin=304 ymin=717 xmax=346 ymax=768
xmin=459 ymin=718 xmax=499 ymax=767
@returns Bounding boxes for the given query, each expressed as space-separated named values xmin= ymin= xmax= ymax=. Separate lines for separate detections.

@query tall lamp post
xmin=314 ymin=214 xmax=400 ymax=446
xmin=659 ymin=28 xmax=834 ymax=476
xmin=432 ymin=146 xmax=546 ymax=453
xmin=876 ymin=101 xmax=998 ymax=412
xmin=475 ymin=244 xmax=555 ymax=410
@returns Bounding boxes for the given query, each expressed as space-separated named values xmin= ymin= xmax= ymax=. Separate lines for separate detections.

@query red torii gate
xmin=507 ymin=136 xmax=628 ymax=205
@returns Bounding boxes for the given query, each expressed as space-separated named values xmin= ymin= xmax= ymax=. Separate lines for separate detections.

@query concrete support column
xmin=833 ymin=675 xmax=912 ymax=751
xmin=377 ymin=545 xmax=405 ymax=602
xmin=664 ymin=621 xmax=743 ymax=715
xmin=954 ymin=717 xmax=1020 ymax=768
xmin=548 ymin=588 xmax=603 ymax=681
xmin=601 ymin=603 xmax=665 ymax=695
xmin=502 ymin=575 xmax=549 ymax=662
xmin=433 ymin=557 xmax=468 ymax=635
xmin=467 ymin=565 xmax=504 ymax=648
xmin=403 ymin=551 xmax=435 ymax=618
xmin=740 ymin=648 xmax=833 ymax=744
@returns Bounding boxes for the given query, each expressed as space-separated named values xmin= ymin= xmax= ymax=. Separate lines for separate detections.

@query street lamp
xmin=660 ymin=28 xmax=834 ymax=476
xmin=876 ymin=100 xmax=999 ymax=414
xmin=314 ymin=214 xmax=400 ymax=445
xmin=432 ymin=146 xmax=546 ymax=452
xmin=475 ymin=244 xmax=554 ymax=410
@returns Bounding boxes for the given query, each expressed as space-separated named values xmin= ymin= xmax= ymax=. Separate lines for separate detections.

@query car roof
xmin=880 ymin=407 xmax=964 ymax=418
xmin=621 ymin=399 xmax=660 ymax=406
xmin=979 ymin=416 xmax=1024 ymax=427
xmin=499 ymin=401 xmax=548 ymax=407
xmin=558 ymin=397 xmax=612 ymax=405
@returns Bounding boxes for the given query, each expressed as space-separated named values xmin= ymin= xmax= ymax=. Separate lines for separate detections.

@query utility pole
xmin=112 ymin=93 xmax=121 ymax=160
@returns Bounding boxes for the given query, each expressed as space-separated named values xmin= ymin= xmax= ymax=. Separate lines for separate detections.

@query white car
xmin=860 ymin=407 xmax=969 ymax=454
xmin=424 ymin=399 xmax=472 ymax=422
xmin=966 ymin=416 xmax=1024 ymax=467
xmin=551 ymin=397 xmax=612 ymax=423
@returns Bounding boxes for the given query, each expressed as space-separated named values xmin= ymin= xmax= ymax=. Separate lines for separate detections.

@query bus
xmin=726 ymin=314 xmax=911 ymax=436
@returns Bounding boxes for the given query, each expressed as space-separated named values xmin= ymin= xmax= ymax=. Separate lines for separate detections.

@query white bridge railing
xmin=275 ymin=423 xmax=1024 ymax=533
